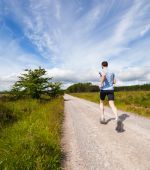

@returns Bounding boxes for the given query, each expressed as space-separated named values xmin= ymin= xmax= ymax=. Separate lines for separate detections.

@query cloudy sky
xmin=0 ymin=0 xmax=150 ymax=90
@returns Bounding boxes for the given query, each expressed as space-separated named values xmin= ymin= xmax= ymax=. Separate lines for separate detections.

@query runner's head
xmin=101 ymin=61 xmax=108 ymax=68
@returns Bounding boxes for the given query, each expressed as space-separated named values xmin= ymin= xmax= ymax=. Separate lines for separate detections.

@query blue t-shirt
xmin=100 ymin=68 xmax=115 ymax=90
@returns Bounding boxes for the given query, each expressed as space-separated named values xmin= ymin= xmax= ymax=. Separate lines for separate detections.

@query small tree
xmin=11 ymin=67 xmax=52 ymax=99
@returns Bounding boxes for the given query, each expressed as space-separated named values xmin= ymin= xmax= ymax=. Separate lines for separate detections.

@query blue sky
xmin=0 ymin=0 xmax=150 ymax=90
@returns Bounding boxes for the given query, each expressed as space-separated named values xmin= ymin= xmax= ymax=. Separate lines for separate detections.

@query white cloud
xmin=47 ymin=67 xmax=99 ymax=83
xmin=0 ymin=0 xmax=150 ymax=90
xmin=0 ymin=24 xmax=46 ymax=90
xmin=0 ymin=73 xmax=18 ymax=91
xmin=118 ymin=67 xmax=150 ymax=82
xmin=47 ymin=68 xmax=75 ymax=82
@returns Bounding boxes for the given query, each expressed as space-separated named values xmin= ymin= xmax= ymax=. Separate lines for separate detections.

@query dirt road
xmin=61 ymin=94 xmax=150 ymax=170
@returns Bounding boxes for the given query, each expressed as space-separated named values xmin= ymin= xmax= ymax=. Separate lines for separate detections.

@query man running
xmin=99 ymin=61 xmax=119 ymax=124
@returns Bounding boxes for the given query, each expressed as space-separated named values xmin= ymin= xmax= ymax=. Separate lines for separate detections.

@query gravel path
xmin=61 ymin=94 xmax=150 ymax=170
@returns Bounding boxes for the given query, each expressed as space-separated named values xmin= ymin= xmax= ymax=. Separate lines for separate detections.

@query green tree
xmin=11 ymin=67 xmax=52 ymax=99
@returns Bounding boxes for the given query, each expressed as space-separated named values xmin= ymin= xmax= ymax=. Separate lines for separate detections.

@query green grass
xmin=70 ymin=91 xmax=150 ymax=117
xmin=0 ymin=96 xmax=64 ymax=170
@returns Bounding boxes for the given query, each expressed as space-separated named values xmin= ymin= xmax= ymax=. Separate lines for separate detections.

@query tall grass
xmin=0 ymin=96 xmax=64 ymax=170
xmin=70 ymin=91 xmax=150 ymax=117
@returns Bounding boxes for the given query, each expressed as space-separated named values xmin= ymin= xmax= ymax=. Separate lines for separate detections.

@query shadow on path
xmin=115 ymin=114 xmax=130 ymax=133
xmin=105 ymin=118 xmax=115 ymax=124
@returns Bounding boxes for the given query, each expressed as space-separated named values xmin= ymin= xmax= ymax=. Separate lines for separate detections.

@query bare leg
xmin=100 ymin=100 xmax=105 ymax=120
xmin=109 ymin=100 xmax=118 ymax=120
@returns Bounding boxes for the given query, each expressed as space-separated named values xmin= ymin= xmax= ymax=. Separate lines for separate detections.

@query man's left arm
xmin=113 ymin=74 xmax=116 ymax=84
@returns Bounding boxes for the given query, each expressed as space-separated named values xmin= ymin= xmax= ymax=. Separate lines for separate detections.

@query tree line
xmin=115 ymin=84 xmax=150 ymax=91
xmin=66 ymin=83 xmax=99 ymax=93
xmin=66 ymin=83 xmax=150 ymax=93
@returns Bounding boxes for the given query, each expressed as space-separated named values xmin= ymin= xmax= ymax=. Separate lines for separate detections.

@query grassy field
xmin=70 ymin=91 xmax=150 ymax=117
xmin=0 ymin=96 xmax=64 ymax=170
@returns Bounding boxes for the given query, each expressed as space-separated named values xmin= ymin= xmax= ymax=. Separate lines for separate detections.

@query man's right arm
xmin=99 ymin=73 xmax=106 ymax=88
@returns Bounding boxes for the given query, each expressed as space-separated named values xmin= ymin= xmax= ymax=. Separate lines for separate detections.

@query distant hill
xmin=66 ymin=83 xmax=150 ymax=93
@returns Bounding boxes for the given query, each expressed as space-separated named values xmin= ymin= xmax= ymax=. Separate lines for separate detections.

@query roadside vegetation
xmin=66 ymin=82 xmax=150 ymax=117
xmin=0 ymin=67 xmax=64 ymax=170
xmin=70 ymin=91 xmax=150 ymax=117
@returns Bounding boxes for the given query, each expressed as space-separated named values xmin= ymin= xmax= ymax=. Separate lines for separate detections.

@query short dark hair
xmin=101 ymin=61 xmax=108 ymax=67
